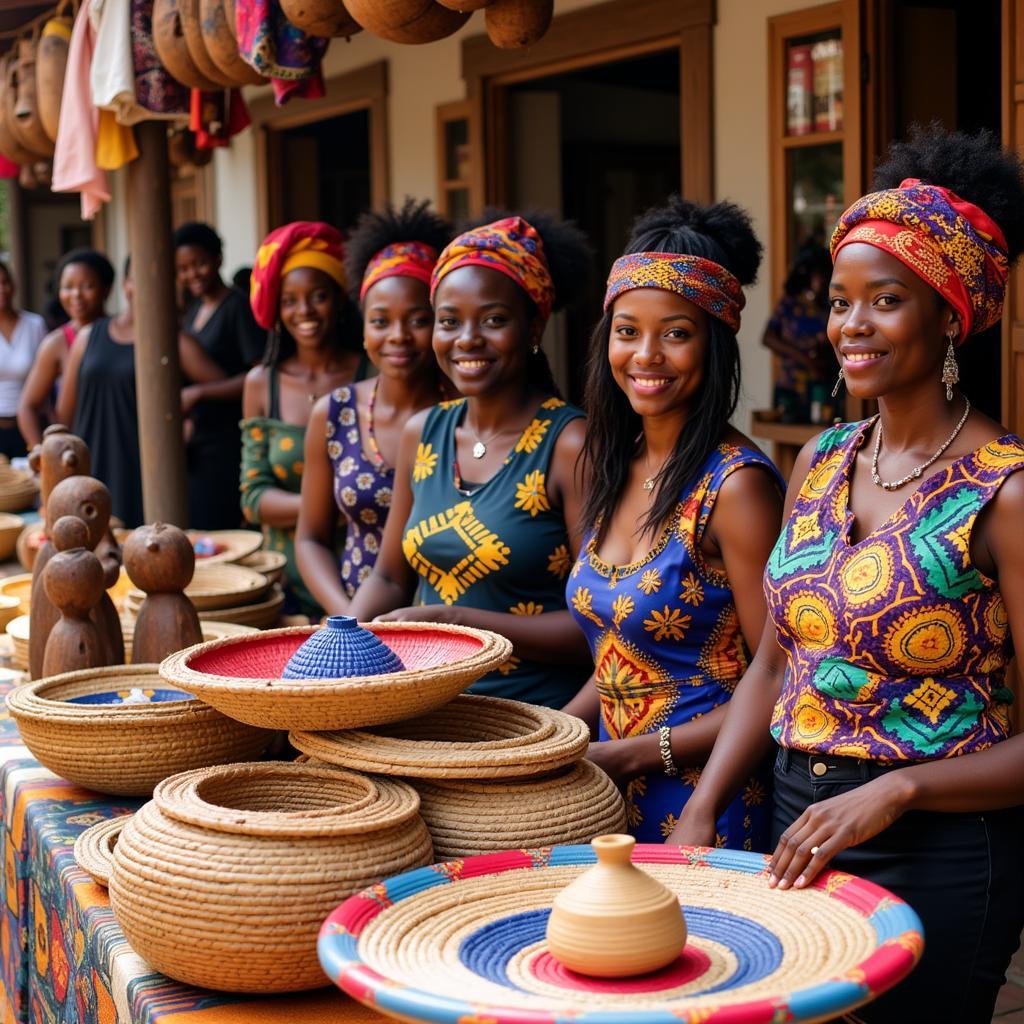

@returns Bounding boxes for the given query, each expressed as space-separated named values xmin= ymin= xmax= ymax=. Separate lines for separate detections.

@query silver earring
xmin=831 ymin=368 xmax=844 ymax=398
xmin=942 ymin=334 xmax=959 ymax=401
xmin=531 ymin=343 xmax=540 ymax=355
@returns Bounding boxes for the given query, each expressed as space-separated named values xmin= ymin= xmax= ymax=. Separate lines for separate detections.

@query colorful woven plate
xmin=319 ymin=845 xmax=923 ymax=1024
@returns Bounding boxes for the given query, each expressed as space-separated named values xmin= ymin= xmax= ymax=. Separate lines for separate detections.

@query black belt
xmin=777 ymin=746 xmax=914 ymax=782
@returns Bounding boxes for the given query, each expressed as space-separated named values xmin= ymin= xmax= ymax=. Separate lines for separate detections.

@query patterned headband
xmin=430 ymin=217 xmax=555 ymax=323
xmin=830 ymin=178 xmax=1009 ymax=338
xmin=360 ymin=241 xmax=439 ymax=302
xmin=603 ymin=252 xmax=745 ymax=332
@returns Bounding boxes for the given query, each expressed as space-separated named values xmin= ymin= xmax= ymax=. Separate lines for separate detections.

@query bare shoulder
xmin=552 ymin=411 xmax=586 ymax=458
xmin=242 ymin=364 xmax=268 ymax=418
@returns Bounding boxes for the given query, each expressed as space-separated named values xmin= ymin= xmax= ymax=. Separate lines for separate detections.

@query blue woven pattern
xmin=282 ymin=616 xmax=406 ymax=679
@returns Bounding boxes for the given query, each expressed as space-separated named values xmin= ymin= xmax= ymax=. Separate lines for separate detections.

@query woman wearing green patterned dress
xmin=348 ymin=213 xmax=592 ymax=708
xmin=240 ymin=221 xmax=367 ymax=618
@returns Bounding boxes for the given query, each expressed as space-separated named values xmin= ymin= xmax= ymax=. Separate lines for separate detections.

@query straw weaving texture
xmin=238 ymin=549 xmax=288 ymax=582
xmin=74 ymin=814 xmax=130 ymax=887
xmin=187 ymin=529 xmax=263 ymax=564
xmin=160 ymin=623 xmax=512 ymax=731
xmin=127 ymin=562 xmax=270 ymax=611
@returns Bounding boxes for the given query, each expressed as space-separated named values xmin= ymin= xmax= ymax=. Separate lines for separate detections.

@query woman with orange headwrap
xmin=240 ymin=221 xmax=367 ymax=618
xmin=670 ymin=126 xmax=1024 ymax=1021
xmin=348 ymin=212 xmax=593 ymax=709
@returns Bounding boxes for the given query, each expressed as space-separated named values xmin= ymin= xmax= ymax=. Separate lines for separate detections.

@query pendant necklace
xmin=467 ymin=421 xmax=507 ymax=459
xmin=364 ymin=377 xmax=389 ymax=470
xmin=870 ymin=398 xmax=971 ymax=491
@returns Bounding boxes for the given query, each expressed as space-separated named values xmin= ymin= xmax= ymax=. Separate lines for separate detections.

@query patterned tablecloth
xmin=0 ymin=685 xmax=384 ymax=1024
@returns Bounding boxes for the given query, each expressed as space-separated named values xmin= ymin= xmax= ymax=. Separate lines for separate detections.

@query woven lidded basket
xmin=292 ymin=693 xmax=589 ymax=779
xmin=74 ymin=814 xmax=130 ymax=887
xmin=109 ymin=761 xmax=432 ymax=992
xmin=410 ymin=760 xmax=627 ymax=859
xmin=6 ymin=665 xmax=272 ymax=795
xmin=160 ymin=623 xmax=512 ymax=731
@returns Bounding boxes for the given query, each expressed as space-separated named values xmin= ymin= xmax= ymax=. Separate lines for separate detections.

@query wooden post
xmin=127 ymin=121 xmax=188 ymax=526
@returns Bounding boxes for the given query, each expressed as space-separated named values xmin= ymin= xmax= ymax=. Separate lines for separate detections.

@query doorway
xmin=498 ymin=50 xmax=682 ymax=403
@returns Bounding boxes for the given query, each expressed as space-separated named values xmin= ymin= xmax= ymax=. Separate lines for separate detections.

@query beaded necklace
xmin=364 ymin=377 xmax=388 ymax=470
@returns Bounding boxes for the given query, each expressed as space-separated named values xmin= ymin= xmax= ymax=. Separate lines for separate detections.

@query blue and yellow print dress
xmin=403 ymin=397 xmax=587 ymax=709
xmin=568 ymin=443 xmax=782 ymax=846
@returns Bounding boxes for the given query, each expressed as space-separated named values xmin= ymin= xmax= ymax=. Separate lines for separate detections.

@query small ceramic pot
xmin=546 ymin=833 xmax=687 ymax=977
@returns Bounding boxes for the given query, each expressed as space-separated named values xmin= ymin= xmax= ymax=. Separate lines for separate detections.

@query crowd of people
xmin=2 ymin=124 xmax=1024 ymax=1020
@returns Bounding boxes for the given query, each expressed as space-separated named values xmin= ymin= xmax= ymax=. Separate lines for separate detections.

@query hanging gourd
xmin=199 ymin=0 xmax=266 ymax=84
xmin=435 ymin=0 xmax=492 ymax=9
xmin=153 ymin=0 xmax=224 ymax=91
xmin=13 ymin=40 xmax=55 ymax=157
xmin=344 ymin=0 xmax=469 ymax=44
xmin=36 ymin=17 xmax=71 ymax=145
xmin=179 ymin=0 xmax=234 ymax=87
xmin=3 ymin=54 xmax=49 ymax=161
xmin=278 ymin=0 xmax=363 ymax=39
xmin=485 ymin=0 xmax=552 ymax=48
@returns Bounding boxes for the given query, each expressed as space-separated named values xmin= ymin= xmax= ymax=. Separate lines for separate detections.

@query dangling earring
xmin=531 ymin=343 xmax=540 ymax=355
xmin=941 ymin=333 xmax=959 ymax=401
xmin=831 ymin=367 xmax=844 ymax=398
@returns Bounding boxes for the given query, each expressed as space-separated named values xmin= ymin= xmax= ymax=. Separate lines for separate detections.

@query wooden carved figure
xmin=29 ymin=475 xmax=124 ymax=677
xmin=124 ymin=523 xmax=203 ymax=663
xmin=42 ymin=516 xmax=107 ymax=677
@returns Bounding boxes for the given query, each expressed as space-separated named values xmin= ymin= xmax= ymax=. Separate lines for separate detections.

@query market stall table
xmin=0 ymin=683 xmax=386 ymax=1024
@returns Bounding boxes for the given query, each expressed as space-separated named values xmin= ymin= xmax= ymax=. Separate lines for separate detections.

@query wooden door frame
xmin=461 ymin=0 xmax=714 ymax=212
xmin=250 ymin=60 xmax=389 ymax=237
xmin=1002 ymin=0 xmax=1023 ymax=433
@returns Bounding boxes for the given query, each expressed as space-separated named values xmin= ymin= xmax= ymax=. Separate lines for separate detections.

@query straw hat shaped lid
xmin=283 ymin=615 xmax=405 ymax=679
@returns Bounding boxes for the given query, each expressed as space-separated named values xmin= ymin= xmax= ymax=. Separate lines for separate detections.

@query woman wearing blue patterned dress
xmin=564 ymin=198 xmax=784 ymax=846
xmin=296 ymin=200 xmax=452 ymax=613
xmin=349 ymin=213 xmax=592 ymax=709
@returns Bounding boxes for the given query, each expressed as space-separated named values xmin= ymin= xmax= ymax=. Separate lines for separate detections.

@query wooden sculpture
xmin=42 ymin=516 xmax=107 ymax=677
xmin=124 ymin=523 xmax=203 ymax=664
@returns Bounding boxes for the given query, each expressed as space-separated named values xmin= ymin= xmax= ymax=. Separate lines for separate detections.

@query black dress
xmin=182 ymin=287 xmax=266 ymax=530
xmin=71 ymin=318 xmax=144 ymax=527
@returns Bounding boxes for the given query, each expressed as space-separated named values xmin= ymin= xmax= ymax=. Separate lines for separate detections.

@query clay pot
xmin=485 ymin=0 xmax=552 ymax=49
xmin=199 ymin=0 xmax=265 ymax=85
xmin=278 ymin=0 xmax=363 ymax=38
xmin=35 ymin=19 xmax=71 ymax=144
xmin=345 ymin=0 xmax=469 ymax=43
xmin=13 ymin=41 xmax=55 ymax=157
xmin=153 ymin=0 xmax=224 ymax=91
xmin=435 ymin=0 xmax=491 ymax=8
xmin=546 ymin=834 xmax=687 ymax=977
xmin=0 ymin=57 xmax=38 ymax=165
xmin=178 ymin=0 xmax=234 ymax=87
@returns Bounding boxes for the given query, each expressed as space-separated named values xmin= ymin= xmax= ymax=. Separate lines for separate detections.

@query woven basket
xmin=238 ymin=548 xmax=287 ymax=583
xmin=0 ymin=465 xmax=36 ymax=513
xmin=108 ymin=761 xmax=433 ymax=992
xmin=0 ymin=512 xmax=24 ymax=561
xmin=6 ymin=664 xmax=272 ymax=795
xmin=188 ymin=529 xmax=263 ymax=564
xmin=74 ymin=814 xmax=129 ymax=887
xmin=291 ymin=693 xmax=589 ymax=778
xmin=0 ymin=595 xmax=19 ymax=632
xmin=410 ymin=760 xmax=627 ymax=859
xmin=127 ymin=562 xmax=269 ymax=611
xmin=125 ymin=583 xmax=285 ymax=627
xmin=0 ymin=572 xmax=33 ymax=615
xmin=5 ymin=614 xmax=28 ymax=670
xmin=160 ymin=623 xmax=512 ymax=731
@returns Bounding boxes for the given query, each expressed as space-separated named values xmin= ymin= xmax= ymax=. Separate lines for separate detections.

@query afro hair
xmin=173 ymin=221 xmax=223 ymax=259
xmin=55 ymin=249 xmax=115 ymax=290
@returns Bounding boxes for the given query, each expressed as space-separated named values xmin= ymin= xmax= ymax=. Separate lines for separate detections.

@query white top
xmin=0 ymin=312 xmax=47 ymax=417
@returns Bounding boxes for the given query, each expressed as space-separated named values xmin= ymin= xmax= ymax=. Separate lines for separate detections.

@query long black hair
xmin=444 ymin=208 xmax=591 ymax=396
xmin=581 ymin=196 xmax=762 ymax=538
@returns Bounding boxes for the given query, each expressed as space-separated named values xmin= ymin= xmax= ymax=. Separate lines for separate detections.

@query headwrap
xmin=360 ymin=241 xmax=438 ymax=302
xmin=250 ymin=221 xmax=346 ymax=329
xmin=603 ymin=252 xmax=745 ymax=332
xmin=830 ymin=178 xmax=1009 ymax=338
xmin=430 ymin=216 xmax=555 ymax=323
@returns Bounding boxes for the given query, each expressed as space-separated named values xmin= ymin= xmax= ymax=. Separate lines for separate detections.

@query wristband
xmin=658 ymin=726 xmax=676 ymax=776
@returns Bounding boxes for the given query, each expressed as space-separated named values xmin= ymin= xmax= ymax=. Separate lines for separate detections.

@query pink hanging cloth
xmin=52 ymin=0 xmax=110 ymax=220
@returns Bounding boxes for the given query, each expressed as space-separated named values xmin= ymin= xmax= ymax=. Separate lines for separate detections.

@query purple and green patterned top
xmin=768 ymin=421 xmax=1024 ymax=762
xmin=326 ymin=385 xmax=394 ymax=598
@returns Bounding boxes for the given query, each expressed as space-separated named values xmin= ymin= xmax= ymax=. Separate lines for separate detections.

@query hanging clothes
xmin=131 ymin=0 xmax=190 ymax=118
xmin=235 ymin=0 xmax=326 ymax=105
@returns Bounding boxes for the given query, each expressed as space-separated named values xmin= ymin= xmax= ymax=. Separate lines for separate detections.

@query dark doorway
xmin=502 ymin=50 xmax=681 ymax=403
xmin=270 ymin=108 xmax=371 ymax=235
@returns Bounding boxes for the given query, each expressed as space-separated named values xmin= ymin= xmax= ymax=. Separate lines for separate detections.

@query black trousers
xmin=773 ymin=746 xmax=1024 ymax=1024
xmin=0 ymin=422 xmax=26 ymax=460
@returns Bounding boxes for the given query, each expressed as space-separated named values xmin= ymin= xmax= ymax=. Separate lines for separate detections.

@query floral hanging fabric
xmin=235 ymin=0 xmax=326 ymax=105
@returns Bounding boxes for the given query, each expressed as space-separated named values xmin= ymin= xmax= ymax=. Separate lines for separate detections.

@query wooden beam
xmin=127 ymin=121 xmax=188 ymax=526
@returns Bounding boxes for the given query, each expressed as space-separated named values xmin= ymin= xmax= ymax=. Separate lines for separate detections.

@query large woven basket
xmin=238 ymin=548 xmax=287 ymax=583
xmin=109 ymin=761 xmax=433 ymax=992
xmin=127 ymin=562 xmax=269 ymax=611
xmin=188 ymin=528 xmax=263 ymax=564
xmin=74 ymin=814 xmax=129 ymax=887
xmin=6 ymin=665 xmax=272 ymax=795
xmin=0 ymin=464 xmax=36 ymax=512
xmin=0 ymin=572 xmax=31 ymax=614
xmin=292 ymin=694 xmax=589 ymax=778
xmin=160 ymin=623 xmax=512 ymax=731
xmin=410 ymin=761 xmax=627 ymax=859
xmin=0 ymin=512 xmax=23 ymax=561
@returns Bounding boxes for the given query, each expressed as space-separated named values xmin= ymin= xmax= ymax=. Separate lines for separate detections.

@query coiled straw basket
xmin=74 ymin=814 xmax=129 ymax=887
xmin=160 ymin=623 xmax=512 ymax=731
xmin=108 ymin=761 xmax=433 ymax=992
xmin=6 ymin=665 xmax=272 ymax=795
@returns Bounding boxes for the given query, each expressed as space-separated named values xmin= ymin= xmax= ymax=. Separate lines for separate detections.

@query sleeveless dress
xmin=71 ymin=318 xmax=143 ymax=527
xmin=403 ymin=397 xmax=586 ymax=709
xmin=568 ymin=443 xmax=782 ymax=846
xmin=326 ymin=383 xmax=394 ymax=597
xmin=767 ymin=421 xmax=1024 ymax=760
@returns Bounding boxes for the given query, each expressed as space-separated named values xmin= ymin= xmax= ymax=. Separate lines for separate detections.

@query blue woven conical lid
xmin=282 ymin=616 xmax=406 ymax=679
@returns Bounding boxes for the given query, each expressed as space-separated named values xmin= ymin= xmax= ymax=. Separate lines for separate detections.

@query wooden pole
xmin=127 ymin=120 xmax=188 ymax=526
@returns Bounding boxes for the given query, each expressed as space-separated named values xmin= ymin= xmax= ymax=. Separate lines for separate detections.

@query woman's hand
xmin=768 ymin=771 xmax=915 ymax=890
xmin=664 ymin=805 xmax=718 ymax=848
xmin=373 ymin=604 xmax=460 ymax=624
xmin=181 ymin=383 xmax=203 ymax=415
xmin=585 ymin=739 xmax=643 ymax=786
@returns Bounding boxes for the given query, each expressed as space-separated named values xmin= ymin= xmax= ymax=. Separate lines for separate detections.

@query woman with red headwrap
xmin=295 ymin=199 xmax=452 ymax=614
xmin=348 ymin=211 xmax=593 ymax=709
xmin=240 ymin=221 xmax=366 ymax=618
xmin=670 ymin=126 xmax=1024 ymax=1021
